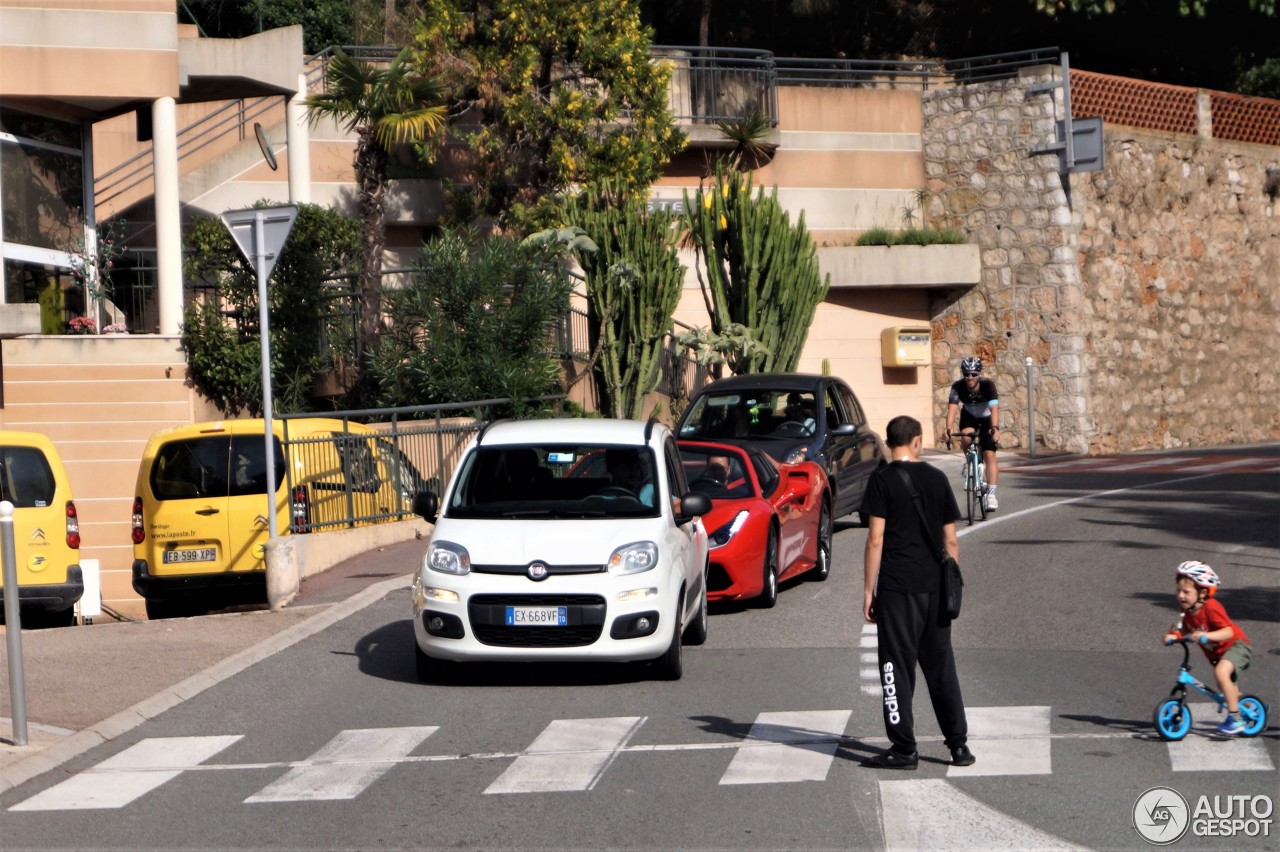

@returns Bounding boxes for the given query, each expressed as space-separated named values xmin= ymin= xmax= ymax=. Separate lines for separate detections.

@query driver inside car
xmin=604 ymin=448 xmax=655 ymax=506
xmin=783 ymin=393 xmax=817 ymax=435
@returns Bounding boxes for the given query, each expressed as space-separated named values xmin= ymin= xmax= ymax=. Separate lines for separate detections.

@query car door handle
xmin=195 ymin=508 xmax=220 ymax=515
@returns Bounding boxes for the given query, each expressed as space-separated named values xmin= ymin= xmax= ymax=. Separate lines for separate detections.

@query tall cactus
xmin=684 ymin=161 xmax=829 ymax=374
xmin=563 ymin=180 xmax=686 ymax=419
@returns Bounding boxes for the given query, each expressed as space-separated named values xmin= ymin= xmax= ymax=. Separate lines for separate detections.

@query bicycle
xmin=1152 ymin=638 xmax=1268 ymax=741
xmin=945 ymin=427 xmax=991 ymax=526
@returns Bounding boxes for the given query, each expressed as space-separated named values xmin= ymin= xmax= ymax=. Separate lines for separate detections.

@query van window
xmin=151 ymin=435 xmax=285 ymax=500
xmin=0 ymin=446 xmax=56 ymax=508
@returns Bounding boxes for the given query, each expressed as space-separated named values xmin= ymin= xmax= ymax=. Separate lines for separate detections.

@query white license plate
xmin=506 ymin=606 xmax=567 ymax=626
xmin=163 ymin=548 xmax=217 ymax=564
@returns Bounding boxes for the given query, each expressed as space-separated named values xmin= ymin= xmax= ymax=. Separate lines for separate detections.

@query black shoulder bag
xmin=893 ymin=464 xmax=963 ymax=619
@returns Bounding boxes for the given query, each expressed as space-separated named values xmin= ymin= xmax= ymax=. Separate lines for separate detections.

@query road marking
xmin=10 ymin=735 xmax=242 ymax=811
xmin=1181 ymin=458 xmax=1268 ymax=473
xmin=949 ymin=706 xmax=1051 ymax=777
xmin=951 ymin=467 xmax=1246 ymax=539
xmin=245 ymin=726 xmax=438 ymax=802
xmin=1167 ymin=704 xmax=1275 ymax=772
xmin=719 ymin=710 xmax=852 ymax=785
xmin=483 ymin=716 xmax=645 ymax=794
xmin=878 ymin=779 xmax=1088 ymax=850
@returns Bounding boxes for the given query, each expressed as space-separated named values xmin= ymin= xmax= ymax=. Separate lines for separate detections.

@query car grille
xmin=469 ymin=594 xmax=606 ymax=647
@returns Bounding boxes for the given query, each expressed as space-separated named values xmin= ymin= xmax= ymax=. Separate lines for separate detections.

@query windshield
xmin=678 ymin=390 xmax=818 ymax=440
xmin=446 ymin=444 xmax=660 ymax=519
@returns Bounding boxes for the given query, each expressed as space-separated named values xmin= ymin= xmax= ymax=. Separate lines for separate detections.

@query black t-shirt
xmin=859 ymin=460 xmax=961 ymax=593
xmin=948 ymin=377 xmax=999 ymax=420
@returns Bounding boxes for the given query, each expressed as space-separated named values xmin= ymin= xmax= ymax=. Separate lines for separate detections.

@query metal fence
xmin=277 ymin=398 xmax=565 ymax=531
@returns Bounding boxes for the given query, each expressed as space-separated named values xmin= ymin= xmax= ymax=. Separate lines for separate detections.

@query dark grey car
xmin=676 ymin=373 xmax=887 ymax=520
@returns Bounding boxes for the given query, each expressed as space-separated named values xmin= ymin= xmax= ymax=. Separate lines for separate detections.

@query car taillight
xmin=65 ymin=500 xmax=80 ymax=549
xmin=131 ymin=496 xmax=145 ymax=544
xmin=291 ymin=485 xmax=311 ymax=533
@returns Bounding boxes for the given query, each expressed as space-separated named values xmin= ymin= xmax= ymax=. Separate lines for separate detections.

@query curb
xmin=0 ymin=573 xmax=412 ymax=795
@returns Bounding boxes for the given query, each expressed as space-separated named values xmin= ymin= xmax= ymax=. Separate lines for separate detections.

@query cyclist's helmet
xmin=960 ymin=357 xmax=983 ymax=375
xmin=1175 ymin=560 xmax=1219 ymax=597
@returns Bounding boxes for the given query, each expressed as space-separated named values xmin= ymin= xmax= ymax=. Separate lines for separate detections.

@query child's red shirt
xmin=1180 ymin=598 xmax=1249 ymax=664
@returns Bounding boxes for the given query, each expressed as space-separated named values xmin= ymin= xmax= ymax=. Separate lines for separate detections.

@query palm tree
xmin=304 ymin=47 xmax=447 ymax=380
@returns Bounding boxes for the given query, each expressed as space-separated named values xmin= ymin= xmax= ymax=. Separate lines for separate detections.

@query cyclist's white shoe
xmin=987 ymin=493 xmax=999 ymax=511
xmin=1216 ymin=715 xmax=1245 ymax=736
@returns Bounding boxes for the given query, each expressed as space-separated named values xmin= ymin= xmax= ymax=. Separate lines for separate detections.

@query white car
xmin=410 ymin=418 xmax=712 ymax=681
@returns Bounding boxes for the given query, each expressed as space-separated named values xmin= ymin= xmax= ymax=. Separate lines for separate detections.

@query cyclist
xmin=943 ymin=356 xmax=1000 ymax=510
xmin=1163 ymin=561 xmax=1253 ymax=736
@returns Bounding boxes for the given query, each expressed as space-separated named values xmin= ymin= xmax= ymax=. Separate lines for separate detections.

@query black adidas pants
xmin=875 ymin=588 xmax=969 ymax=755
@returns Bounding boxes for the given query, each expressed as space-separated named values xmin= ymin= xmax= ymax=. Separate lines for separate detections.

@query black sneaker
xmin=862 ymin=750 xmax=919 ymax=770
xmin=950 ymin=745 xmax=976 ymax=766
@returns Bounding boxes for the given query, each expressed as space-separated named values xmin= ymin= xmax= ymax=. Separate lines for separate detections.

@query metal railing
xmin=95 ymin=95 xmax=284 ymax=212
xmin=277 ymin=398 xmax=564 ymax=530
xmin=652 ymin=46 xmax=778 ymax=125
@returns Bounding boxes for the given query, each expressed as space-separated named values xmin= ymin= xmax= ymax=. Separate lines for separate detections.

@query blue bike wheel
xmin=1155 ymin=698 xmax=1191 ymax=741
xmin=1239 ymin=696 xmax=1268 ymax=737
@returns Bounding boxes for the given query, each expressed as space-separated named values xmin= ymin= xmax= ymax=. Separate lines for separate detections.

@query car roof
xmin=692 ymin=373 xmax=837 ymax=394
xmin=479 ymin=418 xmax=660 ymax=448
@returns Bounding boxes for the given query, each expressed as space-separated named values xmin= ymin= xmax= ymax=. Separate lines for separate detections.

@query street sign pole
xmin=220 ymin=206 xmax=298 ymax=539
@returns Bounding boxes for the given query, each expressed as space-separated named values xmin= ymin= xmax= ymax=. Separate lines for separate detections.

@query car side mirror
xmin=412 ymin=491 xmax=439 ymax=523
xmin=678 ymin=491 xmax=711 ymax=523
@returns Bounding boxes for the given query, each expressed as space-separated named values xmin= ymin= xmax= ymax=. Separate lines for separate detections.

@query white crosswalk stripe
xmin=719 ymin=710 xmax=852 ymax=785
xmin=483 ymin=716 xmax=645 ymax=794
xmin=878 ymin=779 xmax=1088 ymax=850
xmin=9 ymin=705 xmax=1275 ymax=813
xmin=1167 ymin=703 xmax=1275 ymax=772
xmin=245 ymin=726 xmax=439 ymax=802
xmin=949 ymin=705 xmax=1052 ymax=777
xmin=10 ymin=735 xmax=242 ymax=811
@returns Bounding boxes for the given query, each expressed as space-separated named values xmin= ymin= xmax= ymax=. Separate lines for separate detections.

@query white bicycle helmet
xmin=1176 ymin=560 xmax=1219 ymax=596
xmin=960 ymin=357 xmax=983 ymax=375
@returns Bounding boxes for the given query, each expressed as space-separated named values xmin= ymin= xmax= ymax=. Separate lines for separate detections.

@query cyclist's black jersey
xmin=948 ymin=378 xmax=998 ymax=420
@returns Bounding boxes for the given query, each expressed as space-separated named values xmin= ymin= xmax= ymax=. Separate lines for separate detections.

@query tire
xmin=757 ymin=525 xmax=779 ymax=608
xmin=655 ymin=604 xmax=683 ymax=680
xmin=1239 ymin=695 xmax=1268 ymax=737
xmin=810 ymin=501 xmax=832 ymax=582
xmin=682 ymin=569 xmax=709 ymax=646
xmin=1154 ymin=698 xmax=1192 ymax=741
xmin=964 ymin=455 xmax=978 ymax=526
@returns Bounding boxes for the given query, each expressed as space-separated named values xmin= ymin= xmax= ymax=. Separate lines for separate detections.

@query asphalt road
xmin=2 ymin=446 xmax=1276 ymax=851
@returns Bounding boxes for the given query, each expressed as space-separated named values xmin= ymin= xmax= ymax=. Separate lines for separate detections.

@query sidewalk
xmin=0 ymin=537 xmax=425 ymax=793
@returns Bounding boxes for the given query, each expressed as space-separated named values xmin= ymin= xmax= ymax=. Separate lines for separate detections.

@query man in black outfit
xmin=860 ymin=415 xmax=974 ymax=770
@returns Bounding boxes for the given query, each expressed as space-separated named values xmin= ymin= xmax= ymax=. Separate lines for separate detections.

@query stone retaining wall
xmin=922 ymin=68 xmax=1279 ymax=454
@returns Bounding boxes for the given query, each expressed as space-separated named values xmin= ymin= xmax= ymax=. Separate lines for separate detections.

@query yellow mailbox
xmin=881 ymin=326 xmax=931 ymax=367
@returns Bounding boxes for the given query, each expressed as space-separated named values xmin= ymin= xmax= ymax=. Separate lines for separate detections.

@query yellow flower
xmin=702 ymin=193 xmax=713 ymax=210
xmin=719 ymin=214 xmax=727 ymax=230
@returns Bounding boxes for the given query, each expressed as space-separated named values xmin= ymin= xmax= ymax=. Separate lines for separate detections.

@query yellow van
xmin=0 ymin=431 xmax=82 ymax=628
xmin=131 ymin=418 xmax=428 ymax=619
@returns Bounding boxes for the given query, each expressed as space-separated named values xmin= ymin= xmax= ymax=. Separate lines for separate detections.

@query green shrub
xmin=856 ymin=227 xmax=966 ymax=246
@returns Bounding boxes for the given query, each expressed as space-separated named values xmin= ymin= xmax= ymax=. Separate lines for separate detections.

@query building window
xmin=0 ymin=106 xmax=87 ymax=311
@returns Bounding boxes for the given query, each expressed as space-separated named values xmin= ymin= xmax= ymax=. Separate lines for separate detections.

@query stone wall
xmin=922 ymin=68 xmax=1280 ymax=455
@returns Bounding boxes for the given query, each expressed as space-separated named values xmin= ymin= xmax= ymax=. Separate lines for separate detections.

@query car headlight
xmin=785 ymin=448 xmax=807 ymax=465
xmin=707 ymin=511 xmax=750 ymax=548
xmin=607 ymin=541 xmax=658 ymax=575
xmin=425 ymin=540 xmax=471 ymax=576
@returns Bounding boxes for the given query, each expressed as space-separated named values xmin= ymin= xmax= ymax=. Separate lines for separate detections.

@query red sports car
xmin=677 ymin=440 xmax=831 ymax=608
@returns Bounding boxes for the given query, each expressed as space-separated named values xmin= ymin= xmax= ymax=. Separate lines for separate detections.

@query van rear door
xmin=146 ymin=435 xmax=235 ymax=576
